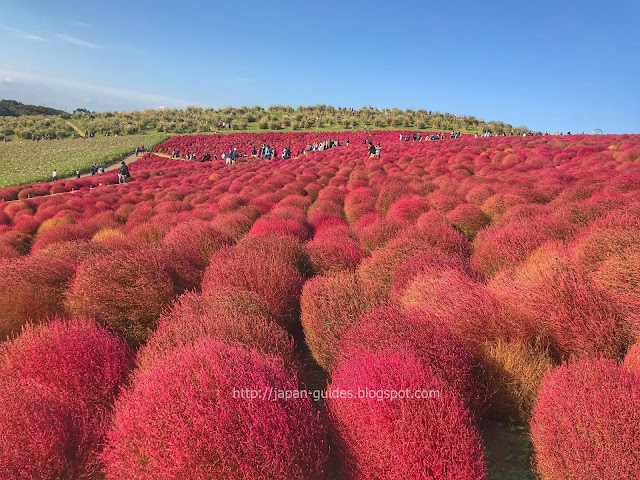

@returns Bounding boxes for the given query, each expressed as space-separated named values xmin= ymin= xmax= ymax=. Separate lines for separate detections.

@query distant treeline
xmin=0 ymin=101 xmax=534 ymax=140
xmin=0 ymin=99 xmax=67 ymax=117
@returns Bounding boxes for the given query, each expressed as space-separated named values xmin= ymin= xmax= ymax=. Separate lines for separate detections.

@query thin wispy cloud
xmin=0 ymin=24 xmax=46 ymax=41
xmin=0 ymin=69 xmax=193 ymax=110
xmin=55 ymin=33 xmax=100 ymax=49
xmin=72 ymin=21 xmax=92 ymax=28
xmin=232 ymin=76 xmax=255 ymax=83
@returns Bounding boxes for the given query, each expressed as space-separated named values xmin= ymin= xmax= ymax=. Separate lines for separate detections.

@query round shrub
xmin=591 ymin=245 xmax=640 ymax=333
xmin=248 ymin=217 xmax=312 ymax=242
xmin=446 ymin=203 xmax=491 ymax=238
xmin=162 ymin=220 xmax=234 ymax=262
xmin=201 ymin=241 xmax=305 ymax=329
xmin=353 ymin=213 xmax=401 ymax=252
xmin=471 ymin=215 xmax=574 ymax=277
xmin=337 ymin=306 xmax=479 ymax=406
xmin=304 ymin=236 xmax=367 ymax=275
xmin=356 ymin=232 xmax=448 ymax=301
xmin=137 ymin=289 xmax=294 ymax=372
xmin=490 ymin=244 xmax=628 ymax=360
xmin=0 ymin=379 xmax=94 ymax=480
xmin=385 ymin=197 xmax=430 ymax=225
xmin=328 ymin=349 xmax=487 ymax=480
xmin=531 ymin=358 xmax=640 ymax=480
xmin=301 ymin=271 xmax=380 ymax=371
xmin=624 ymin=341 xmax=640 ymax=374
xmin=479 ymin=340 xmax=552 ymax=424
xmin=66 ymin=249 xmax=176 ymax=344
xmin=571 ymin=220 xmax=640 ymax=272
xmin=0 ymin=317 xmax=133 ymax=410
xmin=31 ymin=221 xmax=98 ymax=252
xmin=389 ymin=249 xmax=474 ymax=300
xmin=400 ymin=266 xmax=519 ymax=353
xmin=0 ymin=256 xmax=75 ymax=340
xmin=103 ymin=340 xmax=328 ymax=480
xmin=414 ymin=214 xmax=473 ymax=258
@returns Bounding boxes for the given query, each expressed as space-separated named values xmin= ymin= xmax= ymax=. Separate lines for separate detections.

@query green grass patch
xmin=0 ymin=133 xmax=168 ymax=186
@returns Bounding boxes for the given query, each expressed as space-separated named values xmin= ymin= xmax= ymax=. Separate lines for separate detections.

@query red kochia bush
xmin=304 ymin=236 xmax=367 ymax=275
xmin=328 ymin=349 xmax=487 ymax=480
xmin=66 ymin=249 xmax=176 ymax=344
xmin=337 ymin=306 xmax=479 ymax=406
xmin=137 ymin=289 xmax=294 ymax=372
xmin=591 ymin=245 xmax=640 ymax=334
xmin=301 ymin=271 xmax=380 ymax=371
xmin=415 ymin=211 xmax=473 ymax=257
xmin=471 ymin=215 xmax=574 ymax=277
xmin=446 ymin=203 xmax=491 ymax=238
xmin=490 ymin=244 xmax=628 ymax=360
xmin=0 ymin=379 xmax=93 ymax=480
xmin=400 ymin=266 xmax=518 ymax=354
xmin=248 ymin=217 xmax=312 ymax=242
xmin=162 ymin=220 xmax=235 ymax=262
xmin=0 ymin=256 xmax=75 ymax=340
xmin=531 ymin=358 xmax=640 ymax=480
xmin=103 ymin=341 xmax=328 ymax=480
xmin=385 ymin=197 xmax=430 ymax=225
xmin=624 ymin=341 xmax=640 ymax=374
xmin=0 ymin=317 xmax=133 ymax=410
xmin=201 ymin=238 xmax=305 ymax=329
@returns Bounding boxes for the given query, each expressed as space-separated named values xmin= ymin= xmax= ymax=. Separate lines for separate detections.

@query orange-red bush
xmin=0 ymin=256 xmax=75 ymax=339
xmin=66 ymin=249 xmax=176 ymax=344
xmin=301 ymin=271 xmax=380 ymax=371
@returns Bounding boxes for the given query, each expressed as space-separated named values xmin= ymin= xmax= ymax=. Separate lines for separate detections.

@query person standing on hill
xmin=375 ymin=143 xmax=381 ymax=159
xmin=52 ymin=170 xmax=58 ymax=181
xmin=368 ymin=142 xmax=376 ymax=158
xmin=118 ymin=161 xmax=130 ymax=184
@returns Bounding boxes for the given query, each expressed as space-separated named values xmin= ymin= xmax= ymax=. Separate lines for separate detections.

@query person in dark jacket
xmin=118 ymin=161 xmax=130 ymax=184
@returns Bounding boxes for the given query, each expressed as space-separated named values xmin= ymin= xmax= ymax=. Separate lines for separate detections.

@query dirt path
xmin=65 ymin=120 xmax=85 ymax=137
xmin=74 ymin=151 xmax=173 ymax=179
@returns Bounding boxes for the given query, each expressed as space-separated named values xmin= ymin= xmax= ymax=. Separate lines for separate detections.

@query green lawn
xmin=0 ymin=133 xmax=168 ymax=186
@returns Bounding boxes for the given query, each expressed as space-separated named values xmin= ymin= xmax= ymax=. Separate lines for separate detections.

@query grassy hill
xmin=0 ymin=99 xmax=67 ymax=117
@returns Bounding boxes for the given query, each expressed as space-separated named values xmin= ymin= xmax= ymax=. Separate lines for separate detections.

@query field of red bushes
xmin=1 ymin=131 xmax=639 ymax=479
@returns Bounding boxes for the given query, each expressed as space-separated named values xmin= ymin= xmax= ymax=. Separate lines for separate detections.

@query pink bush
xmin=471 ymin=215 xmax=574 ymax=277
xmin=0 ymin=317 xmax=133 ymax=409
xmin=337 ymin=306 xmax=479 ymax=406
xmin=248 ymin=217 xmax=312 ymax=242
xmin=531 ymin=358 xmax=640 ymax=479
xmin=137 ymin=289 xmax=294 ymax=371
xmin=400 ymin=266 xmax=519 ymax=353
xmin=162 ymin=220 xmax=234 ymax=261
xmin=103 ymin=341 xmax=328 ymax=480
xmin=304 ymin=235 xmax=367 ymax=275
xmin=328 ymin=349 xmax=487 ymax=479
xmin=386 ymin=197 xmax=431 ymax=225
xmin=0 ymin=379 xmax=95 ymax=480
xmin=201 ymin=237 xmax=305 ymax=329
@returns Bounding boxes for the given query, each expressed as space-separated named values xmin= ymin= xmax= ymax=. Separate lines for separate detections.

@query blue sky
xmin=0 ymin=0 xmax=638 ymax=133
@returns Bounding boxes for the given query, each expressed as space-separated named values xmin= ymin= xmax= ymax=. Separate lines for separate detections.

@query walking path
xmin=65 ymin=120 xmax=85 ymax=137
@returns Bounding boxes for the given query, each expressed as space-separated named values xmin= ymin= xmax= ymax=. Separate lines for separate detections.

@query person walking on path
xmin=118 ymin=161 xmax=130 ymax=184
